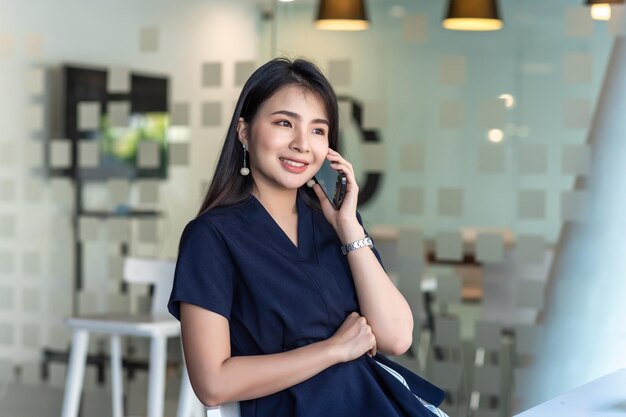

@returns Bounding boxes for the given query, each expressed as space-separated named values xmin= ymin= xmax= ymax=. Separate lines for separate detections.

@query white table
xmin=515 ymin=369 xmax=626 ymax=416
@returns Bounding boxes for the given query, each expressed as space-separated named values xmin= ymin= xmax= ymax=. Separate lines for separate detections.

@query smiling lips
xmin=279 ymin=157 xmax=309 ymax=173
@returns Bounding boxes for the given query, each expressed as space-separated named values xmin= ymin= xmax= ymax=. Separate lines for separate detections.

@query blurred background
xmin=1 ymin=0 xmax=626 ymax=416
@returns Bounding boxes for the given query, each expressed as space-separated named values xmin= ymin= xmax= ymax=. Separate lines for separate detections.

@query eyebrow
xmin=271 ymin=110 xmax=329 ymax=126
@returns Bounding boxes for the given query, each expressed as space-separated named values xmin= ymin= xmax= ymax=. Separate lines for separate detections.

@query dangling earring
xmin=240 ymin=144 xmax=250 ymax=176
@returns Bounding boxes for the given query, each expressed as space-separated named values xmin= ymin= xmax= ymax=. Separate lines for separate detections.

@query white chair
xmin=207 ymin=402 xmax=241 ymax=417
xmin=61 ymin=257 xmax=202 ymax=417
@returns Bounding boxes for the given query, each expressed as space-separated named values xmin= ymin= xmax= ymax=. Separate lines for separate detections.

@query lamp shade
xmin=315 ymin=0 xmax=369 ymax=31
xmin=586 ymin=0 xmax=624 ymax=20
xmin=586 ymin=0 xmax=623 ymax=4
xmin=442 ymin=0 xmax=503 ymax=31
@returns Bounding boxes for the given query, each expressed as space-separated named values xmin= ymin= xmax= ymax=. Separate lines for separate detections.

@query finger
xmin=369 ymin=341 xmax=377 ymax=357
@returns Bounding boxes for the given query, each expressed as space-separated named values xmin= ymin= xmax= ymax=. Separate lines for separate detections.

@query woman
xmin=168 ymin=58 xmax=447 ymax=417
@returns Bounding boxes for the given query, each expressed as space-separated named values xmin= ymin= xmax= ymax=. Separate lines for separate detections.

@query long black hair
xmin=196 ymin=57 xmax=339 ymax=217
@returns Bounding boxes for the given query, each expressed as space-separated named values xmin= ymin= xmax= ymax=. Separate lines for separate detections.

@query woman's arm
xmin=337 ymin=219 xmax=414 ymax=356
xmin=311 ymin=148 xmax=414 ymax=357
xmin=181 ymin=303 xmax=375 ymax=407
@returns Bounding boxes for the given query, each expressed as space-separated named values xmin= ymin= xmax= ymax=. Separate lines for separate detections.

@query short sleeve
xmin=168 ymin=219 xmax=235 ymax=321
xmin=356 ymin=211 xmax=385 ymax=270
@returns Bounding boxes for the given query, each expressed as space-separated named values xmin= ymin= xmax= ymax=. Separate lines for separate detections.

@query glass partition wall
xmin=260 ymin=0 xmax=625 ymax=415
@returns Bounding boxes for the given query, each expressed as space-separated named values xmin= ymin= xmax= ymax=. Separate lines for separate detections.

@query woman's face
xmin=239 ymin=85 xmax=330 ymax=194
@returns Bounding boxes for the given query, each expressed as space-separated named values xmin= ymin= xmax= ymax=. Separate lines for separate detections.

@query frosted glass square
xmin=108 ymin=102 xmax=130 ymax=127
xmin=439 ymin=100 xmax=464 ymax=129
xmin=480 ymin=99 xmax=506 ymax=128
xmin=22 ymin=323 xmax=40 ymax=349
xmin=565 ymin=7 xmax=593 ymax=38
xmin=24 ymin=179 xmax=45 ymax=201
xmin=26 ymin=67 xmax=45 ymax=96
xmin=0 ymin=322 xmax=14 ymax=345
xmin=138 ymin=219 xmax=158 ymax=242
xmin=478 ymin=143 xmax=505 ymax=173
xmin=328 ymin=59 xmax=351 ymax=86
xmin=25 ymin=33 xmax=43 ymax=57
xmin=78 ymin=291 xmax=98 ymax=314
xmin=403 ymin=14 xmax=428 ymax=42
xmin=476 ymin=233 xmax=504 ymax=263
xmin=435 ymin=231 xmax=463 ymax=261
xmin=608 ymin=5 xmax=626 ymax=36
xmin=473 ymin=366 xmax=501 ymax=395
xmin=202 ymin=62 xmax=222 ymax=87
xmin=516 ymin=235 xmax=545 ymax=263
xmin=435 ymin=274 xmax=462 ymax=304
xmin=137 ymin=141 xmax=160 ymax=168
xmin=201 ymin=101 xmax=222 ymax=127
xmin=518 ymin=190 xmax=546 ymax=219
xmin=27 ymin=104 xmax=44 ymax=131
xmin=107 ymin=66 xmax=130 ymax=93
xmin=78 ymin=102 xmax=100 ymax=130
xmin=0 ymin=33 xmax=15 ymax=59
xmin=432 ymin=362 xmax=462 ymax=391
xmin=0 ymin=215 xmax=16 ymax=238
xmin=399 ymin=143 xmax=425 ymax=172
xmin=108 ymin=179 xmax=129 ymax=206
xmin=50 ymin=178 xmax=74 ymax=206
xmin=108 ymin=218 xmax=131 ymax=242
xmin=24 ymin=141 xmax=44 ymax=168
xmin=108 ymin=256 xmax=124 ymax=283
xmin=362 ymin=143 xmax=386 ymax=171
xmin=47 ymin=290 xmax=72 ymax=316
xmin=21 ymin=288 xmax=41 ymax=312
xmin=22 ymin=251 xmax=41 ymax=276
xmin=398 ymin=187 xmax=423 ymax=215
xmin=138 ymin=180 xmax=159 ymax=204
xmin=434 ymin=316 xmax=461 ymax=348
xmin=398 ymin=228 xmax=423 ymax=259
xmin=564 ymin=53 xmax=592 ymax=84
xmin=0 ymin=286 xmax=14 ymax=310
xmin=474 ymin=321 xmax=503 ymax=350
xmin=171 ymin=102 xmax=190 ymax=126
xmin=438 ymin=188 xmax=463 ymax=216
xmin=561 ymin=190 xmax=589 ymax=222
xmin=78 ymin=141 xmax=99 ymax=168
xmin=518 ymin=144 xmax=547 ymax=175
xmin=79 ymin=217 xmax=101 ymax=241
xmin=169 ymin=142 xmax=189 ymax=166
xmin=516 ymin=279 xmax=545 ymax=310
xmin=139 ymin=27 xmax=159 ymax=52
xmin=234 ymin=61 xmax=256 ymax=86
xmin=50 ymin=139 xmax=72 ymax=169
xmin=439 ymin=55 xmax=466 ymax=86
xmin=338 ymin=100 xmax=352 ymax=129
xmin=0 ymin=142 xmax=16 ymax=166
xmin=0 ymin=251 xmax=14 ymax=274
xmin=363 ymin=101 xmax=386 ymax=129
xmin=562 ymin=144 xmax=591 ymax=175
xmin=563 ymin=98 xmax=591 ymax=129
xmin=0 ymin=179 xmax=16 ymax=202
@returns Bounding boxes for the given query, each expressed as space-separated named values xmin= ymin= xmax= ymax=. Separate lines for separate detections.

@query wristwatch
xmin=341 ymin=234 xmax=374 ymax=255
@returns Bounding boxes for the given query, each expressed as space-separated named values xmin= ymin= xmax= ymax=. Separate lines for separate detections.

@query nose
xmin=290 ymin=127 xmax=310 ymax=153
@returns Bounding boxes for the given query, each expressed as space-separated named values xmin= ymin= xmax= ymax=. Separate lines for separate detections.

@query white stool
xmin=61 ymin=257 xmax=202 ymax=417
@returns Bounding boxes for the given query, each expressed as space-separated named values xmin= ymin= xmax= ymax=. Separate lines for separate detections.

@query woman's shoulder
xmin=189 ymin=198 xmax=254 ymax=232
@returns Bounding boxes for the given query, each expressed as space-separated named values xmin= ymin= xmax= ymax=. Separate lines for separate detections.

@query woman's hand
xmin=326 ymin=312 xmax=377 ymax=363
xmin=311 ymin=149 xmax=364 ymax=243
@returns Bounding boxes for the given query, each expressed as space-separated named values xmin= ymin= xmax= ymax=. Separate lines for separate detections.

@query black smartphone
xmin=314 ymin=159 xmax=347 ymax=210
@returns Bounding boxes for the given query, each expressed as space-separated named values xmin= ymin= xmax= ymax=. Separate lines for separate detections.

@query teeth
xmin=281 ymin=158 xmax=305 ymax=167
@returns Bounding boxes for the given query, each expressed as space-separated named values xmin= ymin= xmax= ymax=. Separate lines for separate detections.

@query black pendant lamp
xmin=315 ymin=0 xmax=369 ymax=31
xmin=442 ymin=0 xmax=503 ymax=31
xmin=586 ymin=0 xmax=624 ymax=21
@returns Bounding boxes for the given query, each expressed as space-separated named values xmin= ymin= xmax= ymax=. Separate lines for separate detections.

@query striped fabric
xmin=375 ymin=360 xmax=451 ymax=417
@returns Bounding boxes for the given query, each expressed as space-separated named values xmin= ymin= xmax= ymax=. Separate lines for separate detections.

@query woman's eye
xmin=276 ymin=120 xmax=292 ymax=127
xmin=313 ymin=128 xmax=326 ymax=135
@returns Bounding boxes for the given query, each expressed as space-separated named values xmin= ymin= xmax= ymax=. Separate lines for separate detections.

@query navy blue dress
xmin=168 ymin=190 xmax=445 ymax=417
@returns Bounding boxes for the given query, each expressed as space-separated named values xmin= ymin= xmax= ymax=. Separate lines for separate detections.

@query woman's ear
xmin=237 ymin=117 xmax=249 ymax=147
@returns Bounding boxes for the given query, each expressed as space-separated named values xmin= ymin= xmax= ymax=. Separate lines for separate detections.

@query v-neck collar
xmin=245 ymin=191 xmax=316 ymax=261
